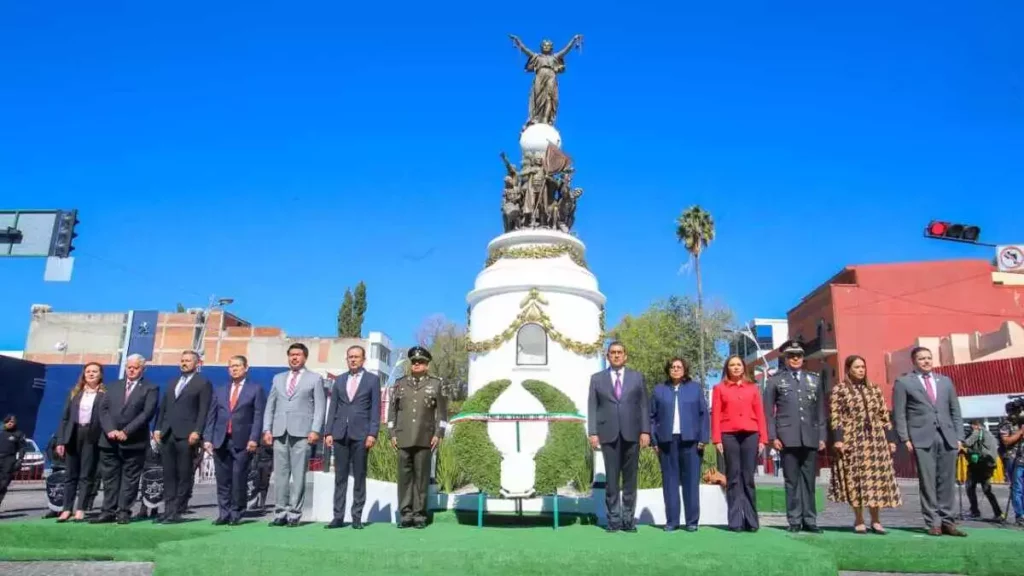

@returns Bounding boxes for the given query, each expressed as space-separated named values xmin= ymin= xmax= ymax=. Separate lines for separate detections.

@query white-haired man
xmin=94 ymin=354 xmax=159 ymax=524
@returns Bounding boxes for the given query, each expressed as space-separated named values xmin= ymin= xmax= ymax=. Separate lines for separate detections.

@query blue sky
xmin=1 ymin=1 xmax=1020 ymax=352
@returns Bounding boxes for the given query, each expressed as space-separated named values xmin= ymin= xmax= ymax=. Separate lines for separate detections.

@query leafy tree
xmin=337 ymin=289 xmax=354 ymax=337
xmin=416 ymin=314 xmax=469 ymax=403
xmin=610 ymin=296 xmax=733 ymax=391
xmin=352 ymin=281 xmax=367 ymax=337
xmin=676 ymin=205 xmax=716 ymax=390
xmin=175 ymin=303 xmax=186 ymax=313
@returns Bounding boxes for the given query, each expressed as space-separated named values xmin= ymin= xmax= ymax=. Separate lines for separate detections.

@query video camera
xmin=1005 ymin=396 xmax=1024 ymax=425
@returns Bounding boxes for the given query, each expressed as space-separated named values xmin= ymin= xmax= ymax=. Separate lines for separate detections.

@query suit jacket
xmin=263 ymin=369 xmax=326 ymax=438
xmin=892 ymin=371 xmax=963 ymax=450
xmin=325 ymin=370 xmax=381 ymax=441
xmin=156 ymin=372 xmax=213 ymax=439
xmin=587 ymin=367 xmax=650 ymax=444
xmin=386 ymin=374 xmax=446 ymax=449
xmin=98 ymin=378 xmax=159 ymax=450
xmin=649 ymin=380 xmax=709 ymax=445
xmin=57 ymin=388 xmax=106 ymax=446
xmin=204 ymin=380 xmax=267 ymax=450
xmin=764 ymin=369 xmax=826 ymax=448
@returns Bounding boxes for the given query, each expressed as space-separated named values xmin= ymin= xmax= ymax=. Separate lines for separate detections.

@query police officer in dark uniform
xmin=0 ymin=415 xmax=27 ymax=510
xmin=387 ymin=347 xmax=447 ymax=529
xmin=763 ymin=340 xmax=826 ymax=533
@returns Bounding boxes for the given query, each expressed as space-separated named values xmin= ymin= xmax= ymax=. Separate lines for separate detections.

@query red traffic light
xmin=924 ymin=220 xmax=982 ymax=244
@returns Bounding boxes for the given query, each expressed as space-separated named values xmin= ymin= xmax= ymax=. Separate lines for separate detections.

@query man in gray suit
xmin=588 ymin=341 xmax=650 ymax=533
xmin=892 ymin=346 xmax=966 ymax=537
xmin=764 ymin=340 xmax=825 ymax=533
xmin=262 ymin=343 xmax=326 ymax=527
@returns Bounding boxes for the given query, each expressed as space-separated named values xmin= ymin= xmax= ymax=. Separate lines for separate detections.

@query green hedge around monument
xmin=521 ymin=380 xmax=592 ymax=494
xmin=449 ymin=379 xmax=509 ymax=494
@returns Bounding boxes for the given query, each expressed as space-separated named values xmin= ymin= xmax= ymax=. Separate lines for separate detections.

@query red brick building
xmin=788 ymin=259 xmax=1024 ymax=404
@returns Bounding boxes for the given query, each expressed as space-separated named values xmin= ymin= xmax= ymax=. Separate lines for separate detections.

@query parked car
xmin=17 ymin=439 xmax=44 ymax=480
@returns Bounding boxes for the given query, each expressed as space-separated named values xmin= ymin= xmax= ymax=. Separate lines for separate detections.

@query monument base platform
xmin=309 ymin=472 xmax=729 ymax=526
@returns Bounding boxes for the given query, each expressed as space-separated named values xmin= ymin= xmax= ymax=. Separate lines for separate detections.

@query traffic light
xmin=924 ymin=220 xmax=981 ymax=244
xmin=50 ymin=209 xmax=79 ymax=258
xmin=0 ymin=226 xmax=23 ymax=244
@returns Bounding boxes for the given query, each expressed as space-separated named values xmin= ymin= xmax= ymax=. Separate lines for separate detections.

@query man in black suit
xmin=203 ymin=355 xmax=266 ymax=525
xmin=324 ymin=345 xmax=381 ymax=529
xmin=588 ymin=341 xmax=650 ymax=532
xmin=92 ymin=354 xmax=159 ymax=524
xmin=153 ymin=350 xmax=212 ymax=523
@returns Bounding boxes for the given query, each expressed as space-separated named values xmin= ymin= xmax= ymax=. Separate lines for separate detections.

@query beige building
xmin=22 ymin=304 xmax=395 ymax=378
xmin=885 ymin=320 xmax=1024 ymax=383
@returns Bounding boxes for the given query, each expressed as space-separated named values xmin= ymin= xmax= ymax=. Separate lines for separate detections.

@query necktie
xmin=347 ymin=373 xmax=360 ymax=402
xmin=922 ymin=374 xmax=936 ymax=404
xmin=287 ymin=371 xmax=299 ymax=396
xmin=175 ymin=376 xmax=189 ymax=398
xmin=228 ymin=383 xmax=241 ymax=435
xmin=125 ymin=381 xmax=135 ymax=402
xmin=614 ymin=372 xmax=622 ymax=399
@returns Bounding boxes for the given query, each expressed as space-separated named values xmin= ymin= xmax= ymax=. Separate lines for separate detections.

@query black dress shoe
xmin=413 ymin=519 xmax=426 ymax=529
xmin=663 ymin=525 xmax=676 ymax=532
xmin=398 ymin=519 xmax=412 ymax=529
xmin=605 ymin=526 xmax=620 ymax=533
xmin=787 ymin=525 xmax=802 ymax=533
xmin=287 ymin=519 xmax=299 ymax=527
xmin=269 ymin=518 xmax=287 ymax=527
xmin=229 ymin=519 xmax=241 ymax=526
xmin=684 ymin=526 xmax=698 ymax=532
xmin=90 ymin=515 xmax=116 ymax=524
xmin=803 ymin=525 xmax=823 ymax=534
xmin=351 ymin=520 xmax=364 ymax=530
xmin=116 ymin=515 xmax=131 ymax=525
xmin=325 ymin=519 xmax=344 ymax=529
xmin=212 ymin=518 xmax=228 ymax=526
xmin=623 ymin=525 xmax=637 ymax=533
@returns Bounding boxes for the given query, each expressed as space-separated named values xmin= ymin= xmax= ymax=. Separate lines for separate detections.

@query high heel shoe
xmin=853 ymin=524 xmax=867 ymax=534
xmin=870 ymin=523 xmax=887 ymax=535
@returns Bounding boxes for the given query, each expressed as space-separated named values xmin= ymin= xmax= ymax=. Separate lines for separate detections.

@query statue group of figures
xmin=500 ymin=150 xmax=583 ymax=233
xmin=500 ymin=33 xmax=585 ymax=234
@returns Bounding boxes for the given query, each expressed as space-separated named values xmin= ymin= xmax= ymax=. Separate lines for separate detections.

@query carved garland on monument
xmin=466 ymin=288 xmax=605 ymax=356
xmin=484 ymin=243 xmax=588 ymax=269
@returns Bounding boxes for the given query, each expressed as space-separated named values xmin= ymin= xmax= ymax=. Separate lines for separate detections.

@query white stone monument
xmin=464 ymin=122 xmax=606 ymax=495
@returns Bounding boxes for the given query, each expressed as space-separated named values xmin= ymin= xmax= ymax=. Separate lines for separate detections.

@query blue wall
xmin=0 ymin=356 xmax=47 ymax=438
xmin=35 ymin=364 xmax=285 ymax=446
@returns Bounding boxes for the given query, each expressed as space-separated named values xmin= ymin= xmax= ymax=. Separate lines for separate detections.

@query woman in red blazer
xmin=711 ymin=354 xmax=767 ymax=532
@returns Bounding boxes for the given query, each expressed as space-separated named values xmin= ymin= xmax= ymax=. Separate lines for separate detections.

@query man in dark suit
xmin=154 ymin=350 xmax=212 ymax=523
xmin=893 ymin=346 xmax=966 ymax=537
xmin=324 ymin=345 xmax=381 ymax=529
xmin=92 ymin=354 xmax=158 ymax=524
xmin=763 ymin=340 xmax=826 ymax=533
xmin=588 ymin=341 xmax=650 ymax=532
xmin=203 ymin=355 xmax=266 ymax=525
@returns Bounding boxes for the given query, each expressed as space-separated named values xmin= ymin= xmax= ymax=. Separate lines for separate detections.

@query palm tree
xmin=676 ymin=205 xmax=716 ymax=390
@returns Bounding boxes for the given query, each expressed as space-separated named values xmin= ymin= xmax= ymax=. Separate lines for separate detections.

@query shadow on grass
xmin=446 ymin=510 xmax=594 ymax=528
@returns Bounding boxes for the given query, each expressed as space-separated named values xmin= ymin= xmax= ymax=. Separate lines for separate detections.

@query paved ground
xmin=0 ymin=563 xmax=154 ymax=576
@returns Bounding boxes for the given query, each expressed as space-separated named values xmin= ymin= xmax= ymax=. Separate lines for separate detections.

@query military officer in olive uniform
xmin=387 ymin=347 xmax=447 ymax=529
xmin=763 ymin=340 xmax=826 ymax=533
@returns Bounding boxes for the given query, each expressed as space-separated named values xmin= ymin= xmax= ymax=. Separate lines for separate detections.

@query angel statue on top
xmin=508 ymin=34 xmax=583 ymax=127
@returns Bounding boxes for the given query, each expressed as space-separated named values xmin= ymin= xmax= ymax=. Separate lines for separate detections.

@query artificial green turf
xmin=755 ymin=486 xmax=825 ymax=514
xmin=0 ymin=516 xmax=1014 ymax=576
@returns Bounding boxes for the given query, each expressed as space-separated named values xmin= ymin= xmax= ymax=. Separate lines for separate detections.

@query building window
xmin=370 ymin=343 xmax=391 ymax=366
xmin=516 ymin=323 xmax=547 ymax=366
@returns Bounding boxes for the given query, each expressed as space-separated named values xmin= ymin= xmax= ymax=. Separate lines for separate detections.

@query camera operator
xmin=963 ymin=420 xmax=1001 ymax=520
xmin=998 ymin=398 xmax=1024 ymax=527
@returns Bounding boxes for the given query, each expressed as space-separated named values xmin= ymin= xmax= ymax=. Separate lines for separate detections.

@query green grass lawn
xmin=0 ymin=514 xmax=1016 ymax=576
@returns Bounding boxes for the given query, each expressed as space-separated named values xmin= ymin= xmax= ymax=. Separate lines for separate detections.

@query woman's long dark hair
xmin=70 ymin=362 xmax=106 ymax=398
xmin=843 ymin=354 xmax=873 ymax=386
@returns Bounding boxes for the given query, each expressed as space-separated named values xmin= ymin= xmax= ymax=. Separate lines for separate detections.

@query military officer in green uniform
xmin=387 ymin=346 xmax=447 ymax=528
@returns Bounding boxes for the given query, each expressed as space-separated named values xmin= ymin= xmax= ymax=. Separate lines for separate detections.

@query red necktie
xmin=922 ymin=374 xmax=936 ymax=404
xmin=228 ymin=383 xmax=241 ymax=434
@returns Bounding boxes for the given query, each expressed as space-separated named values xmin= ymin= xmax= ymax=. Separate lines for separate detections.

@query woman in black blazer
xmin=55 ymin=362 xmax=106 ymax=522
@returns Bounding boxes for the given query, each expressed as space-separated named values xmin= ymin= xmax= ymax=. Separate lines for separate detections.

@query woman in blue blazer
xmin=650 ymin=357 xmax=709 ymax=531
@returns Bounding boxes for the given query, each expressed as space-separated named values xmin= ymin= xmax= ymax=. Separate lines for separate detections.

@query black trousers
xmin=0 ymin=456 xmax=17 ymax=507
xmin=397 ymin=446 xmax=431 ymax=523
xmin=257 ymin=460 xmax=272 ymax=501
xmin=213 ymin=439 xmax=252 ymax=521
xmin=160 ymin=433 xmax=194 ymax=517
xmin=966 ymin=465 xmax=1001 ymax=517
xmin=333 ymin=437 xmax=369 ymax=522
xmin=99 ymin=445 xmax=146 ymax=518
xmin=63 ymin=426 xmax=99 ymax=513
xmin=601 ymin=436 xmax=639 ymax=529
xmin=782 ymin=446 xmax=818 ymax=527
xmin=723 ymin=432 xmax=759 ymax=530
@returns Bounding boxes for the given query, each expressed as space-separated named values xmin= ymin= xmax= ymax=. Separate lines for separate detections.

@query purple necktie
xmin=923 ymin=374 xmax=936 ymax=404
xmin=614 ymin=372 xmax=622 ymax=399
